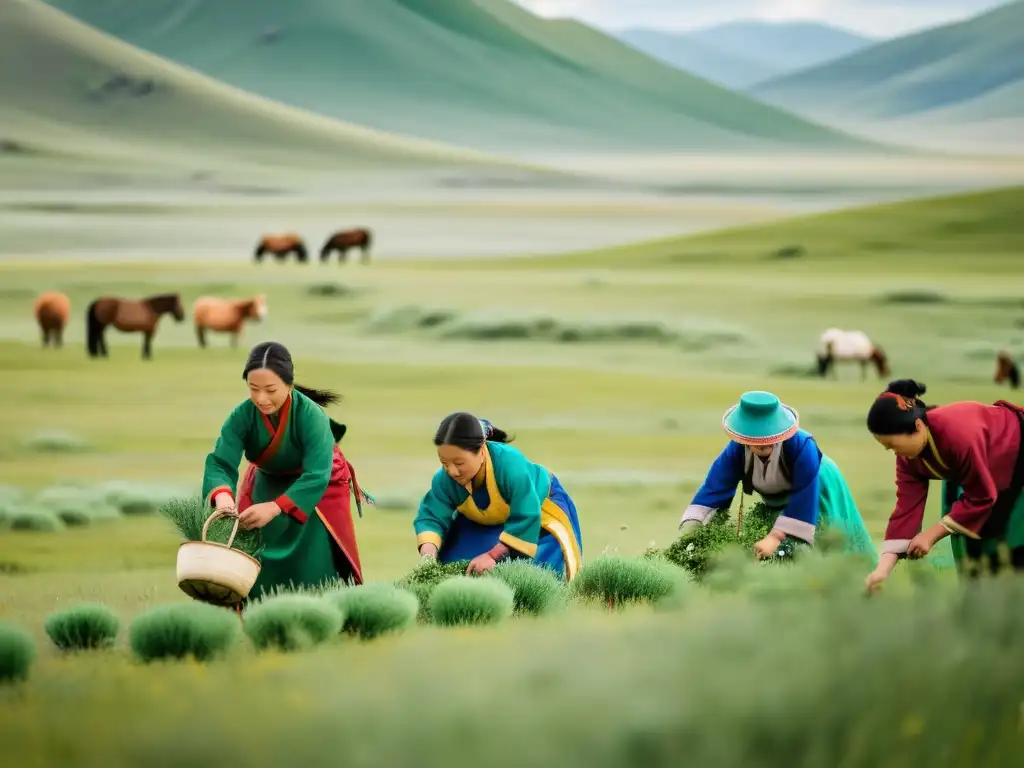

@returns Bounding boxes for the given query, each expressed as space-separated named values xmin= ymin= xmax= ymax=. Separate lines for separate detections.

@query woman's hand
xmin=238 ymin=501 xmax=281 ymax=530
xmin=466 ymin=552 xmax=497 ymax=575
xmin=865 ymin=552 xmax=899 ymax=594
xmin=214 ymin=492 xmax=235 ymax=512
xmin=679 ymin=519 xmax=702 ymax=537
xmin=907 ymin=523 xmax=948 ymax=559
xmin=419 ymin=543 xmax=439 ymax=560
xmin=753 ymin=531 xmax=784 ymax=560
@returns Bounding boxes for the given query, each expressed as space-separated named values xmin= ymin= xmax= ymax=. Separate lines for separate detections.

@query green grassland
xmin=1 ymin=186 xmax=1022 ymax=765
xmin=43 ymin=0 xmax=878 ymax=154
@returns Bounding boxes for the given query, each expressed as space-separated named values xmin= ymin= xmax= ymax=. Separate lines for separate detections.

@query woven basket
xmin=176 ymin=509 xmax=261 ymax=606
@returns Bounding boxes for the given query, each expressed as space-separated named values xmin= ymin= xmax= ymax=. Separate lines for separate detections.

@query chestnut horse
xmin=193 ymin=295 xmax=267 ymax=348
xmin=320 ymin=228 xmax=372 ymax=264
xmin=254 ymin=233 xmax=307 ymax=263
xmin=994 ymin=351 xmax=1020 ymax=389
xmin=816 ymin=328 xmax=890 ymax=380
xmin=86 ymin=293 xmax=184 ymax=360
xmin=33 ymin=291 xmax=71 ymax=348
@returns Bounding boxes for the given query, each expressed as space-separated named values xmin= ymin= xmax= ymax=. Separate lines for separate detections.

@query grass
xmin=0 ymin=184 xmax=1021 ymax=763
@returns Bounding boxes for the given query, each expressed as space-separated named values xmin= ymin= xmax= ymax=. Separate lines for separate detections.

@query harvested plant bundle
xmin=159 ymin=496 xmax=263 ymax=558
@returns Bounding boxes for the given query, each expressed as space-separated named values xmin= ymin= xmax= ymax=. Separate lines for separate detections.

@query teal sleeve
xmin=414 ymin=471 xmax=457 ymax=550
xmin=275 ymin=402 xmax=334 ymax=523
xmin=202 ymin=405 xmax=248 ymax=507
xmin=498 ymin=457 xmax=543 ymax=557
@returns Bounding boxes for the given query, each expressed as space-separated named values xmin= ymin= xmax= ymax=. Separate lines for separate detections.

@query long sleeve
xmin=882 ymin=459 xmax=930 ymax=555
xmin=202 ymin=405 xmax=248 ymax=508
xmin=414 ymin=472 xmax=457 ymax=550
xmin=498 ymin=460 xmax=543 ymax=557
xmin=274 ymin=402 xmax=334 ymax=523
xmin=771 ymin=441 xmax=820 ymax=543
xmin=680 ymin=441 xmax=744 ymax=527
xmin=940 ymin=436 xmax=997 ymax=540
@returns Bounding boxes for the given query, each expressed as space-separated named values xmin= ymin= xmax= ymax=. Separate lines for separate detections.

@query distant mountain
xmin=749 ymin=1 xmax=1024 ymax=124
xmin=42 ymin=0 xmax=877 ymax=155
xmin=615 ymin=29 xmax=774 ymax=89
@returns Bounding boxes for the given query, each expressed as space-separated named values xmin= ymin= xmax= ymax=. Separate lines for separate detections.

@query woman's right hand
xmin=419 ymin=543 xmax=439 ymax=560
xmin=214 ymin=492 xmax=235 ymax=512
xmin=865 ymin=553 xmax=899 ymax=594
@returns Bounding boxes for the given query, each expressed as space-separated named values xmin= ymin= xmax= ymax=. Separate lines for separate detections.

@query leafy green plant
xmin=486 ymin=559 xmax=566 ymax=616
xmin=45 ymin=603 xmax=120 ymax=651
xmin=0 ymin=621 xmax=35 ymax=684
xmin=394 ymin=558 xmax=472 ymax=622
xmin=129 ymin=602 xmax=240 ymax=663
xmin=327 ymin=583 xmax=419 ymax=640
xmin=571 ymin=555 xmax=685 ymax=608
xmin=428 ymin=577 xmax=515 ymax=627
xmin=158 ymin=496 xmax=263 ymax=558
xmin=243 ymin=594 xmax=343 ymax=652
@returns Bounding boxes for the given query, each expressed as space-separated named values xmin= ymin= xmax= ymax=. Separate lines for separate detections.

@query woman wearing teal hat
xmin=679 ymin=391 xmax=876 ymax=560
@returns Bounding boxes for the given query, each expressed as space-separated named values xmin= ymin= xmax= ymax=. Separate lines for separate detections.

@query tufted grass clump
xmin=428 ymin=577 xmax=515 ymax=627
xmin=243 ymin=594 xmax=344 ymax=653
xmin=327 ymin=583 xmax=419 ymax=640
xmin=571 ymin=555 xmax=684 ymax=608
xmin=97 ymin=480 xmax=180 ymax=516
xmin=486 ymin=559 xmax=566 ymax=616
xmin=6 ymin=507 xmax=64 ymax=533
xmin=0 ymin=622 xmax=35 ymax=684
xmin=158 ymin=496 xmax=264 ymax=558
xmin=395 ymin=558 xmax=473 ymax=622
xmin=22 ymin=429 xmax=92 ymax=454
xmin=129 ymin=602 xmax=240 ymax=663
xmin=44 ymin=603 xmax=120 ymax=652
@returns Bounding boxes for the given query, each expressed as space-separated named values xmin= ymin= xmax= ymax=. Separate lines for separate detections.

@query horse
xmin=254 ymin=233 xmax=307 ymax=263
xmin=86 ymin=294 xmax=184 ymax=360
xmin=33 ymin=291 xmax=71 ymax=348
xmin=192 ymin=295 xmax=267 ymax=348
xmin=994 ymin=351 xmax=1020 ymax=389
xmin=320 ymin=228 xmax=372 ymax=264
xmin=816 ymin=328 xmax=890 ymax=380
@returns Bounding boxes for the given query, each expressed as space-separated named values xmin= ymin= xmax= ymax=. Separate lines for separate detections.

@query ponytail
xmin=294 ymin=383 xmax=341 ymax=408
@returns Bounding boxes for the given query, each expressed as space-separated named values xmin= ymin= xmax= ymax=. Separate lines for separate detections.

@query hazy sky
xmin=514 ymin=0 xmax=1009 ymax=37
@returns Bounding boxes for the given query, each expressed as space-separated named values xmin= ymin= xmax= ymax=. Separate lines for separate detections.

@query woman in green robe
xmin=202 ymin=341 xmax=372 ymax=600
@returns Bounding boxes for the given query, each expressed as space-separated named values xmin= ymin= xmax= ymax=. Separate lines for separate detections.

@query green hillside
xmin=0 ymin=0 xmax=508 ymax=173
xmin=43 ymin=0 xmax=879 ymax=154
xmin=749 ymin=1 xmax=1024 ymax=123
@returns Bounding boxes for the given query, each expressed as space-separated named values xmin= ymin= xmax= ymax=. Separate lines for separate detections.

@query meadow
xmin=1 ymin=184 xmax=1023 ymax=765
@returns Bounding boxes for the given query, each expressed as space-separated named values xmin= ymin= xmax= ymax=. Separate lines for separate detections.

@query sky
xmin=513 ymin=0 xmax=1011 ymax=37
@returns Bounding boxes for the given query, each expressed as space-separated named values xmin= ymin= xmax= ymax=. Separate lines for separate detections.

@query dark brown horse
xmin=33 ymin=291 xmax=71 ymax=348
xmin=994 ymin=351 xmax=1020 ymax=389
xmin=254 ymin=233 xmax=308 ymax=263
xmin=320 ymin=228 xmax=372 ymax=264
xmin=86 ymin=293 xmax=184 ymax=360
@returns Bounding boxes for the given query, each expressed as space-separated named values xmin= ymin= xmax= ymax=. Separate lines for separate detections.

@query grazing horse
xmin=33 ymin=291 xmax=71 ymax=348
xmin=320 ymin=228 xmax=372 ymax=264
xmin=994 ymin=351 xmax=1020 ymax=389
xmin=192 ymin=295 xmax=267 ymax=348
xmin=816 ymin=328 xmax=890 ymax=380
xmin=86 ymin=293 xmax=184 ymax=360
xmin=254 ymin=233 xmax=307 ymax=263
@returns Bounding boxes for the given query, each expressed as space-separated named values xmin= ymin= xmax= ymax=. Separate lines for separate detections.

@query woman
xmin=864 ymin=379 xmax=1024 ymax=591
xmin=202 ymin=341 xmax=372 ymax=601
xmin=414 ymin=412 xmax=584 ymax=581
xmin=679 ymin=391 xmax=876 ymax=561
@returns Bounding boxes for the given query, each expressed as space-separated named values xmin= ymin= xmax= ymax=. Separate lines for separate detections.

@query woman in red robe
xmin=864 ymin=379 xmax=1024 ymax=592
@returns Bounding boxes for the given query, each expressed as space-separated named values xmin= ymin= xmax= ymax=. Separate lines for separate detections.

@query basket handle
xmin=202 ymin=508 xmax=240 ymax=549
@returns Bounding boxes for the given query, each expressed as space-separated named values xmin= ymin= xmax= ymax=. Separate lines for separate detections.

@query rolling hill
xmin=41 ymin=0 xmax=879 ymax=155
xmin=0 ymin=0 xmax=510 ymax=174
xmin=749 ymin=1 xmax=1024 ymax=124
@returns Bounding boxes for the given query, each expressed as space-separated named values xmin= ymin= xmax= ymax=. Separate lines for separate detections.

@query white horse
xmin=816 ymin=328 xmax=890 ymax=380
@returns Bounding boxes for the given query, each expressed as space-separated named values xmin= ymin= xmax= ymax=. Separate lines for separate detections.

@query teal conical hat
xmin=722 ymin=391 xmax=799 ymax=446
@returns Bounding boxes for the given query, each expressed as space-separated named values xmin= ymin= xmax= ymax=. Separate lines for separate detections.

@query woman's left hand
xmin=754 ymin=534 xmax=782 ymax=560
xmin=466 ymin=553 xmax=497 ymax=575
xmin=906 ymin=534 xmax=933 ymax=559
xmin=238 ymin=501 xmax=281 ymax=530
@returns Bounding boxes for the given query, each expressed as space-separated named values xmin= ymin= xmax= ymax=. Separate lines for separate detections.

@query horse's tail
xmin=294 ymin=241 xmax=308 ymax=263
xmin=363 ymin=228 xmax=373 ymax=249
xmin=86 ymin=299 xmax=102 ymax=356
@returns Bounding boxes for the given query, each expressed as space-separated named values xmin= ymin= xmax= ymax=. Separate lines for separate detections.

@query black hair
xmin=865 ymin=379 xmax=938 ymax=435
xmin=433 ymin=411 xmax=512 ymax=452
xmin=242 ymin=341 xmax=341 ymax=408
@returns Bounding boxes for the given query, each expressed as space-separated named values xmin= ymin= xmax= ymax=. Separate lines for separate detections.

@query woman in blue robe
xmin=414 ymin=412 xmax=584 ymax=580
xmin=680 ymin=391 xmax=877 ymax=561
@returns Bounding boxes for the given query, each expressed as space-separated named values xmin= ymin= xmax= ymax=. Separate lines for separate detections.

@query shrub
xmin=129 ymin=602 xmax=240 ymax=663
xmin=97 ymin=480 xmax=179 ymax=516
xmin=394 ymin=558 xmax=472 ymax=622
xmin=22 ymin=429 xmax=91 ymax=453
xmin=571 ymin=555 xmax=684 ymax=608
xmin=486 ymin=559 xmax=566 ymax=616
xmin=0 ymin=622 xmax=35 ymax=684
xmin=158 ymin=496 xmax=263 ymax=558
xmin=428 ymin=577 xmax=515 ymax=627
xmin=44 ymin=603 xmax=120 ymax=651
xmin=328 ymin=583 xmax=419 ymax=640
xmin=243 ymin=594 xmax=343 ymax=652
xmin=6 ymin=508 xmax=64 ymax=533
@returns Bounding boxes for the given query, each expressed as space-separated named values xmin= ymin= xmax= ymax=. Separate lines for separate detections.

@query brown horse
xmin=33 ymin=291 xmax=71 ymax=348
xmin=254 ymin=233 xmax=307 ymax=263
xmin=86 ymin=294 xmax=184 ymax=360
xmin=994 ymin=351 xmax=1020 ymax=389
xmin=193 ymin=295 xmax=267 ymax=348
xmin=320 ymin=228 xmax=372 ymax=264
